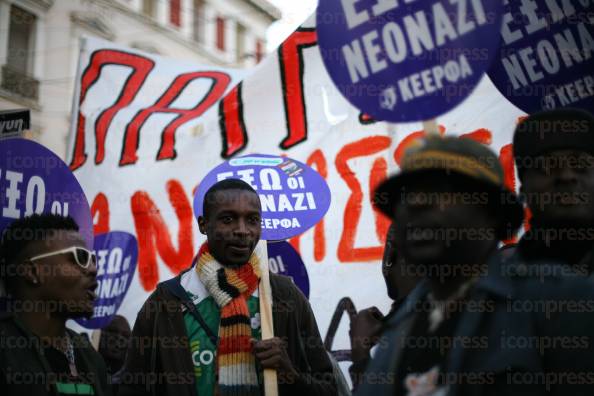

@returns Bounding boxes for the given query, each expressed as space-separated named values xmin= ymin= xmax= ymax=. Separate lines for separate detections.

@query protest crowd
xmin=1 ymin=0 xmax=594 ymax=396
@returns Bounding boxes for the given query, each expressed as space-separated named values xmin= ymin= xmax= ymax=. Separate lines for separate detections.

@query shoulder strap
xmin=163 ymin=277 xmax=219 ymax=347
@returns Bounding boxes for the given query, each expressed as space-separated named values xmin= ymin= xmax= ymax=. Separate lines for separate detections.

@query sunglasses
xmin=29 ymin=246 xmax=97 ymax=270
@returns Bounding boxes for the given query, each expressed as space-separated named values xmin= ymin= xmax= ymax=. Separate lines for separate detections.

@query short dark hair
xmin=0 ymin=214 xmax=79 ymax=284
xmin=513 ymin=108 xmax=594 ymax=181
xmin=202 ymin=178 xmax=259 ymax=217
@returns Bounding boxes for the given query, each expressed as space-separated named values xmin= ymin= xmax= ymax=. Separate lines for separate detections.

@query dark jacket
xmin=512 ymin=231 xmax=594 ymax=278
xmin=119 ymin=272 xmax=337 ymax=396
xmin=355 ymin=256 xmax=594 ymax=396
xmin=0 ymin=310 xmax=112 ymax=396
xmin=349 ymin=301 xmax=401 ymax=389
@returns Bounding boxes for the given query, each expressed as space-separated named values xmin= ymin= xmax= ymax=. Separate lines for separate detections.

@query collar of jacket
xmin=376 ymin=253 xmax=516 ymax=391
xmin=0 ymin=303 xmax=107 ymax=396
xmin=516 ymin=228 xmax=594 ymax=268
xmin=384 ymin=253 xmax=515 ymax=330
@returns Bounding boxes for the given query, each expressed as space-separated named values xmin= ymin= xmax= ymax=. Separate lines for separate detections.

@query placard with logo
xmin=194 ymin=154 xmax=331 ymax=241
xmin=488 ymin=0 xmax=593 ymax=113
xmin=317 ymin=0 xmax=504 ymax=122
xmin=77 ymin=231 xmax=138 ymax=329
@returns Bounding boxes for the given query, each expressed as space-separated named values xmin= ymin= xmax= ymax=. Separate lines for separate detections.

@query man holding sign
xmin=121 ymin=179 xmax=336 ymax=396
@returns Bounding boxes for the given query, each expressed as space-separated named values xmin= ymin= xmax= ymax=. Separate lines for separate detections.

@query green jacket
xmin=0 ymin=309 xmax=113 ymax=396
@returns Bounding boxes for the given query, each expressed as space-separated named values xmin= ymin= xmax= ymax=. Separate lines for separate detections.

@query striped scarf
xmin=196 ymin=243 xmax=262 ymax=396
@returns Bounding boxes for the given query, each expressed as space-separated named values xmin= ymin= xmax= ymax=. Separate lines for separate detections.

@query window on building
xmin=236 ymin=23 xmax=246 ymax=62
xmin=170 ymin=0 xmax=181 ymax=27
xmin=192 ymin=0 xmax=204 ymax=43
xmin=142 ymin=0 xmax=155 ymax=18
xmin=7 ymin=5 xmax=36 ymax=73
xmin=255 ymin=39 xmax=264 ymax=63
xmin=2 ymin=5 xmax=39 ymax=100
xmin=216 ymin=17 xmax=226 ymax=51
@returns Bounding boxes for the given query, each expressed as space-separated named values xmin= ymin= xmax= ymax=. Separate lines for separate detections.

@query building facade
xmin=0 ymin=0 xmax=280 ymax=158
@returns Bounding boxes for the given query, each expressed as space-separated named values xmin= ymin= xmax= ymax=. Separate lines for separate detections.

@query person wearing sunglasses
xmin=0 ymin=214 xmax=112 ymax=396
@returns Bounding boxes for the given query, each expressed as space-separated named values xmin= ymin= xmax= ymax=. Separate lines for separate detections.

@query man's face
xmin=27 ymin=229 xmax=98 ymax=318
xmin=521 ymin=150 xmax=594 ymax=228
xmin=381 ymin=225 xmax=399 ymax=300
xmin=382 ymin=225 xmax=419 ymax=301
xmin=199 ymin=189 xmax=262 ymax=266
xmin=393 ymin=173 xmax=498 ymax=271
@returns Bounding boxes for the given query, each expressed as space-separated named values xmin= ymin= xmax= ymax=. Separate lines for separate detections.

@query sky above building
xmin=266 ymin=0 xmax=317 ymax=50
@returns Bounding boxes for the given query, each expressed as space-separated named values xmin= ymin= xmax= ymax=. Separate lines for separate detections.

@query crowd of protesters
xmin=1 ymin=108 xmax=593 ymax=396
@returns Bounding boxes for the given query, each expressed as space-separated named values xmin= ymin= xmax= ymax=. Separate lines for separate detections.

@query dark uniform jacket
xmin=0 ymin=310 xmax=112 ymax=396
xmin=119 ymin=272 xmax=336 ymax=396
xmin=512 ymin=230 xmax=594 ymax=278
xmin=355 ymin=255 xmax=594 ymax=396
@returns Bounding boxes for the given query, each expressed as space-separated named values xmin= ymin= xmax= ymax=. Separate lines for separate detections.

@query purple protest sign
xmin=317 ymin=0 xmax=504 ymax=122
xmin=0 ymin=138 xmax=93 ymax=248
xmin=194 ymin=154 xmax=331 ymax=241
xmin=488 ymin=1 xmax=593 ymax=114
xmin=77 ymin=231 xmax=138 ymax=329
xmin=267 ymin=241 xmax=310 ymax=298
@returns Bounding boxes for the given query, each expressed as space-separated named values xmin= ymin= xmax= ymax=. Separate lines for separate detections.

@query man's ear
xmin=198 ymin=216 xmax=207 ymax=235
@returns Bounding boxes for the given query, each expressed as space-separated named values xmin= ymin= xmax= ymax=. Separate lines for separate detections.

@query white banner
xmin=68 ymin=16 xmax=525 ymax=366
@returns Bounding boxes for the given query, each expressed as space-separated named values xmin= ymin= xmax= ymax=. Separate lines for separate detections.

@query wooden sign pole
xmin=90 ymin=329 xmax=101 ymax=350
xmin=423 ymin=119 xmax=439 ymax=135
xmin=387 ymin=122 xmax=399 ymax=173
xmin=257 ymin=239 xmax=278 ymax=396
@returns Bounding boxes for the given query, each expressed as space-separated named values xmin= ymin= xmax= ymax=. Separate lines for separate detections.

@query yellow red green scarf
xmin=195 ymin=243 xmax=261 ymax=396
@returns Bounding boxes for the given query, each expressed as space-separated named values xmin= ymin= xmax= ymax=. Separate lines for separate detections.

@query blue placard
xmin=76 ymin=231 xmax=138 ymax=329
xmin=267 ymin=241 xmax=310 ymax=298
xmin=0 ymin=138 xmax=93 ymax=248
xmin=488 ymin=0 xmax=593 ymax=113
xmin=317 ymin=0 xmax=504 ymax=122
xmin=194 ymin=154 xmax=331 ymax=241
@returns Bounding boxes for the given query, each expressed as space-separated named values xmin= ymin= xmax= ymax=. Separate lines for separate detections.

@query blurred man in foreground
xmin=356 ymin=136 xmax=594 ymax=396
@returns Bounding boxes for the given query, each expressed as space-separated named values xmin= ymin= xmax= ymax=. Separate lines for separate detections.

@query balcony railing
xmin=1 ymin=65 xmax=40 ymax=101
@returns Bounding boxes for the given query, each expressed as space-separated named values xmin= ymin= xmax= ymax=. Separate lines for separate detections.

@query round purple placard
xmin=317 ymin=0 xmax=504 ymax=122
xmin=77 ymin=231 xmax=138 ymax=329
xmin=0 ymin=138 xmax=93 ymax=248
xmin=194 ymin=154 xmax=331 ymax=241
xmin=488 ymin=1 xmax=593 ymax=114
xmin=267 ymin=241 xmax=310 ymax=298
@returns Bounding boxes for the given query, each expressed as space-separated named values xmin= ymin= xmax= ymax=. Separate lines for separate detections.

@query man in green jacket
xmin=119 ymin=179 xmax=336 ymax=396
xmin=0 ymin=214 xmax=112 ymax=396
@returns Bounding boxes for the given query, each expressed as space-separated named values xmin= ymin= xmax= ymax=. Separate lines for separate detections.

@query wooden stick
xmin=90 ymin=329 xmax=101 ymax=350
xmin=387 ymin=122 xmax=399 ymax=173
xmin=257 ymin=240 xmax=278 ymax=396
xmin=423 ymin=119 xmax=439 ymax=135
